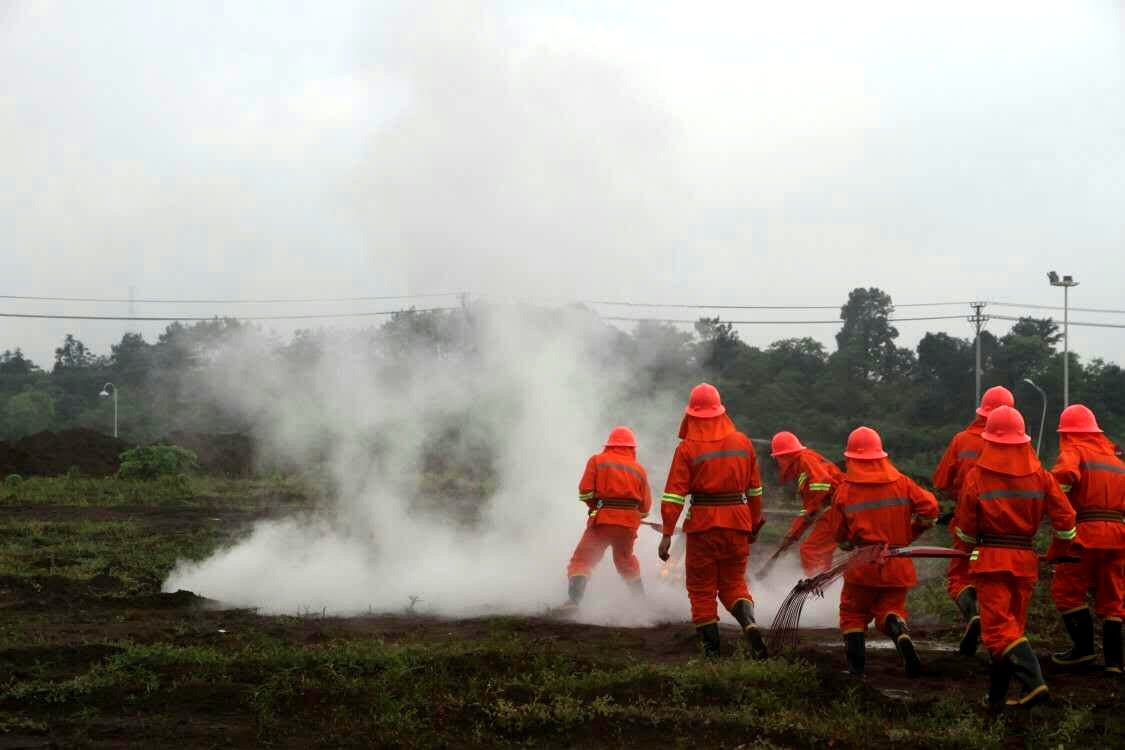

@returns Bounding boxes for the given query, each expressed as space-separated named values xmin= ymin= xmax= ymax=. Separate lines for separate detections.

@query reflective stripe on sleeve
xmin=1060 ymin=484 xmax=1072 ymax=493
xmin=955 ymin=526 xmax=976 ymax=545
xmin=808 ymin=482 xmax=832 ymax=491
xmin=1056 ymin=527 xmax=1077 ymax=541
xmin=662 ymin=492 xmax=686 ymax=505
xmin=970 ymin=550 xmax=980 ymax=561
xmin=799 ymin=509 xmax=808 ymax=516
xmin=797 ymin=472 xmax=807 ymax=489
xmin=746 ymin=487 xmax=763 ymax=497
xmin=579 ymin=492 xmax=595 ymax=501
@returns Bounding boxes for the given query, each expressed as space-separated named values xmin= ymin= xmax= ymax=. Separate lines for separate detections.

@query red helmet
xmin=1058 ymin=404 xmax=1102 ymax=434
xmin=604 ymin=426 xmax=637 ymax=448
xmin=685 ymin=383 xmax=725 ymax=418
xmin=982 ymin=405 xmax=1031 ymax=445
xmin=844 ymin=426 xmax=887 ymax=460
xmin=770 ymin=431 xmax=806 ymax=457
xmin=977 ymin=386 xmax=1015 ymax=417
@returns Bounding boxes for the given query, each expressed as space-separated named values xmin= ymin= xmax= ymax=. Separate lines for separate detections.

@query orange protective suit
xmin=662 ymin=413 xmax=763 ymax=625
xmin=567 ymin=446 xmax=652 ymax=581
xmin=1049 ymin=433 xmax=1125 ymax=619
xmin=933 ymin=415 xmax=988 ymax=601
xmin=776 ymin=448 xmax=842 ymax=575
xmin=826 ymin=458 xmax=939 ymax=635
xmin=955 ymin=443 xmax=1077 ymax=658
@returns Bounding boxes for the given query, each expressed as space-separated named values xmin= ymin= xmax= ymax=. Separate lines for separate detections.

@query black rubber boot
xmin=1104 ymin=619 xmax=1123 ymax=674
xmin=885 ymin=614 xmax=921 ymax=678
xmin=1007 ymin=640 xmax=1049 ymax=708
xmin=986 ymin=654 xmax=1012 ymax=712
xmin=1052 ymin=608 xmax=1096 ymax=668
xmin=844 ymin=631 xmax=865 ymax=676
xmin=625 ymin=578 xmax=645 ymax=598
xmin=955 ymin=587 xmax=981 ymax=657
xmin=730 ymin=600 xmax=768 ymax=660
xmin=697 ymin=623 xmax=721 ymax=658
xmin=564 ymin=575 xmax=587 ymax=608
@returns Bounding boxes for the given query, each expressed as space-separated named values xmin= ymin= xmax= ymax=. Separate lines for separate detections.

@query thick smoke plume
xmin=164 ymin=305 xmax=840 ymax=628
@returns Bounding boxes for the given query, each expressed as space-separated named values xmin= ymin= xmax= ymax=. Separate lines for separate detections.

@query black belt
xmin=595 ymin=498 xmax=641 ymax=510
xmin=979 ymin=533 xmax=1034 ymax=549
xmin=691 ymin=493 xmax=746 ymax=506
xmin=1077 ymin=509 xmax=1125 ymax=523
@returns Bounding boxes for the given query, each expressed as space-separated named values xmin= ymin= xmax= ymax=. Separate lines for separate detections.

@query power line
xmin=992 ymin=314 xmax=1125 ymax=330
xmin=0 ymin=292 xmax=465 ymax=305
xmin=586 ymin=299 xmax=971 ymax=310
xmin=602 ymin=314 xmax=968 ymax=325
xmin=0 ymin=308 xmax=458 ymax=322
xmin=991 ymin=301 xmax=1125 ymax=315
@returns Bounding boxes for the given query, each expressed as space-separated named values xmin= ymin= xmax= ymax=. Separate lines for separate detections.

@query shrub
xmin=117 ymin=445 xmax=199 ymax=480
xmin=4 ymin=474 xmax=21 ymax=485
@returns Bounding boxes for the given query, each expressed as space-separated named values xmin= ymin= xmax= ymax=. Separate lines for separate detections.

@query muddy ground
xmin=1 ymin=501 xmax=1122 ymax=749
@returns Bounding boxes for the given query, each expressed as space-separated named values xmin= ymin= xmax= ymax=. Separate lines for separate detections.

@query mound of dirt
xmin=168 ymin=431 xmax=255 ymax=477
xmin=0 ymin=428 xmax=129 ymax=477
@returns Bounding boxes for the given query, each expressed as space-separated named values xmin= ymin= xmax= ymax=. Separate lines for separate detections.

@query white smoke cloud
xmin=163 ymin=304 xmax=842 ymax=629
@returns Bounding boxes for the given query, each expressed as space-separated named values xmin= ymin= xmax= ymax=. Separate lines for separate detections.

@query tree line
xmin=1 ymin=287 xmax=1121 ymax=476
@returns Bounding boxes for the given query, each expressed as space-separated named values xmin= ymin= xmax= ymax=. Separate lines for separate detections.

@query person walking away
xmin=1049 ymin=404 xmax=1125 ymax=673
xmin=932 ymin=386 xmax=1015 ymax=656
xmin=954 ymin=406 xmax=1076 ymax=709
xmin=825 ymin=426 xmax=939 ymax=678
xmin=770 ymin=431 xmax=843 ymax=576
xmin=658 ymin=383 xmax=767 ymax=659
xmin=564 ymin=426 xmax=652 ymax=607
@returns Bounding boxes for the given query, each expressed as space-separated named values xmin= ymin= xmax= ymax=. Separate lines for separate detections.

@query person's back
xmin=933 ymin=385 xmax=1015 ymax=657
xmin=956 ymin=406 xmax=1076 ymax=710
xmin=825 ymin=426 xmax=938 ymax=677
xmin=564 ymin=427 xmax=651 ymax=608
xmin=1048 ymin=405 xmax=1125 ymax=673
xmin=659 ymin=383 xmax=766 ymax=659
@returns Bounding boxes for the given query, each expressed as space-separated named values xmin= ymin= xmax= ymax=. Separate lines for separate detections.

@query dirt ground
xmin=2 ymin=501 xmax=1122 ymax=749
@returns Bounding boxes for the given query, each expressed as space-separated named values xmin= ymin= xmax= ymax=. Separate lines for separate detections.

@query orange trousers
xmin=975 ymin=571 xmax=1034 ymax=658
xmin=685 ymin=528 xmax=752 ymax=625
xmin=567 ymin=524 xmax=640 ymax=580
xmin=800 ymin=514 xmax=836 ymax=576
xmin=1051 ymin=547 xmax=1125 ymax=619
xmin=945 ymin=535 xmax=974 ymax=600
xmin=839 ymin=583 xmax=908 ymax=634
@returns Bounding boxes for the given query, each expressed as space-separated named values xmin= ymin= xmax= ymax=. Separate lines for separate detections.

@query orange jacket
xmin=956 ymin=443 xmax=1076 ymax=578
xmin=778 ymin=448 xmax=842 ymax=540
xmin=826 ymin=458 xmax=939 ymax=587
xmin=1052 ymin=433 xmax=1125 ymax=550
xmin=932 ymin=416 xmax=987 ymax=499
xmin=578 ymin=447 xmax=652 ymax=529
xmin=661 ymin=414 xmax=763 ymax=535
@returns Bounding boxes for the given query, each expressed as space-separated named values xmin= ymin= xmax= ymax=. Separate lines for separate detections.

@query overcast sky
xmin=2 ymin=1 xmax=1123 ymax=366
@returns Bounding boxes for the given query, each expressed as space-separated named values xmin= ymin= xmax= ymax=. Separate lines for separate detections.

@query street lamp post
xmin=1048 ymin=271 xmax=1079 ymax=407
xmin=1021 ymin=378 xmax=1047 ymax=456
xmin=99 ymin=383 xmax=118 ymax=439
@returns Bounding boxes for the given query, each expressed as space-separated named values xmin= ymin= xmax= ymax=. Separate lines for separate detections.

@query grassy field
xmin=0 ymin=477 xmax=1121 ymax=748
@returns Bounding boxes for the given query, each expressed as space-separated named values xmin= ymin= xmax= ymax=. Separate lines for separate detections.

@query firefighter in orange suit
xmin=770 ymin=431 xmax=843 ymax=576
xmin=954 ymin=406 xmax=1076 ymax=709
xmin=658 ymin=383 xmax=768 ymax=659
xmin=1048 ymin=404 xmax=1125 ymax=673
xmin=825 ymin=426 xmax=939 ymax=677
xmin=933 ymin=385 xmax=1015 ymax=656
xmin=564 ymin=426 xmax=652 ymax=607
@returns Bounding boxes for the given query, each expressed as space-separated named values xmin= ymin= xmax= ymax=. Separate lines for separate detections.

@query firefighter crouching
xmin=1048 ymin=404 xmax=1125 ymax=673
xmin=564 ymin=426 xmax=652 ymax=607
xmin=933 ymin=385 xmax=1015 ymax=656
xmin=826 ymin=426 xmax=938 ymax=677
xmin=954 ymin=406 xmax=1077 ymax=709
xmin=658 ymin=383 xmax=768 ymax=659
xmin=770 ymin=431 xmax=843 ymax=576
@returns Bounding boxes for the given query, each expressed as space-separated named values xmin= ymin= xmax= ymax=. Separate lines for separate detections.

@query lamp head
xmin=1048 ymin=271 xmax=1060 ymax=285
xmin=99 ymin=390 xmax=110 ymax=398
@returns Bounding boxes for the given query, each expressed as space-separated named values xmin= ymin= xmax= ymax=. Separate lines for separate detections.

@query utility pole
xmin=968 ymin=302 xmax=989 ymax=405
